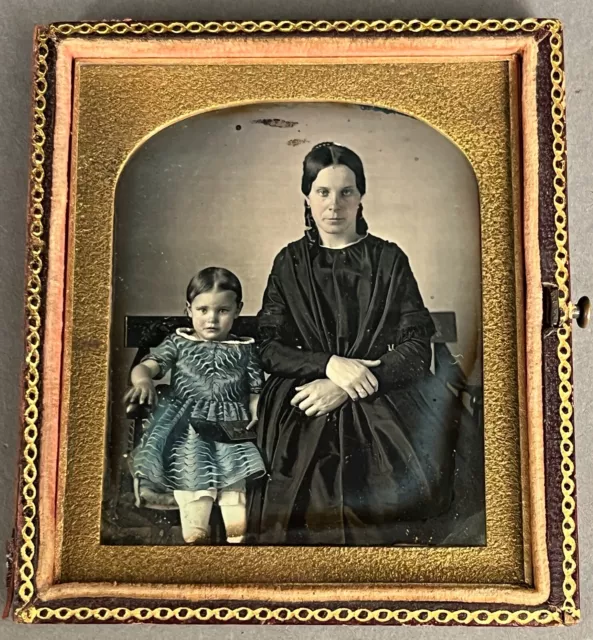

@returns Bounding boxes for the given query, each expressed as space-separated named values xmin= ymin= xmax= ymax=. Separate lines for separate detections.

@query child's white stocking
xmin=174 ymin=490 xmax=214 ymax=544
xmin=219 ymin=489 xmax=247 ymax=544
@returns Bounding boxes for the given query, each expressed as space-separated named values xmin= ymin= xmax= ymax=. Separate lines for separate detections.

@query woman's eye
xmin=318 ymin=189 xmax=329 ymax=197
xmin=342 ymin=189 xmax=353 ymax=196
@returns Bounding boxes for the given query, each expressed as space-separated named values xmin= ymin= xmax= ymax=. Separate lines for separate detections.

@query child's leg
xmin=218 ymin=482 xmax=247 ymax=544
xmin=173 ymin=490 xmax=215 ymax=544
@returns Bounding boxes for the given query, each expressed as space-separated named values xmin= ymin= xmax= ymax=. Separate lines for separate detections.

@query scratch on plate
xmin=252 ymin=118 xmax=298 ymax=128
xmin=359 ymin=105 xmax=397 ymax=115
xmin=359 ymin=105 xmax=414 ymax=118
xmin=287 ymin=138 xmax=309 ymax=146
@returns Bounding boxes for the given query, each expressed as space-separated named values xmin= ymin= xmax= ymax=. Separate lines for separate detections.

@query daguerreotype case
xmin=6 ymin=17 xmax=588 ymax=627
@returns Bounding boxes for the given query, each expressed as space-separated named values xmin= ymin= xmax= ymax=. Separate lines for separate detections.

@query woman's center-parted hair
xmin=301 ymin=142 xmax=366 ymax=197
xmin=186 ymin=267 xmax=243 ymax=306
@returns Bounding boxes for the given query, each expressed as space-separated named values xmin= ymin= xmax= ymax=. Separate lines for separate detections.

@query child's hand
xmin=247 ymin=394 xmax=260 ymax=430
xmin=124 ymin=380 xmax=157 ymax=407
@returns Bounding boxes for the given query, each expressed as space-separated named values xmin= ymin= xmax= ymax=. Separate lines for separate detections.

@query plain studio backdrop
xmin=108 ymin=102 xmax=482 ymax=491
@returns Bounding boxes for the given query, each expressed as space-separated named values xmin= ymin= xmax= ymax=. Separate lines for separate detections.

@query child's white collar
xmin=175 ymin=327 xmax=254 ymax=345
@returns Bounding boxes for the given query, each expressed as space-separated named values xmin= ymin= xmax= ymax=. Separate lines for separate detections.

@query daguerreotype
xmin=7 ymin=18 xmax=585 ymax=627
xmin=107 ymin=104 xmax=485 ymax=549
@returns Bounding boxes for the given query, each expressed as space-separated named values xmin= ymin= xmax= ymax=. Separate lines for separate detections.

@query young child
xmin=124 ymin=267 xmax=266 ymax=544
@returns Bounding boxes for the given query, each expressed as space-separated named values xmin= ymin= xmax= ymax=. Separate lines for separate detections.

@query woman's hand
xmin=291 ymin=379 xmax=349 ymax=417
xmin=325 ymin=355 xmax=381 ymax=400
xmin=124 ymin=380 xmax=157 ymax=407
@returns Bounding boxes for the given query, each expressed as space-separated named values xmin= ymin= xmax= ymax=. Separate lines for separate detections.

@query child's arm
xmin=246 ymin=393 xmax=259 ymax=430
xmin=123 ymin=359 xmax=160 ymax=406
xmin=124 ymin=334 xmax=179 ymax=407
xmin=246 ymin=343 xmax=264 ymax=430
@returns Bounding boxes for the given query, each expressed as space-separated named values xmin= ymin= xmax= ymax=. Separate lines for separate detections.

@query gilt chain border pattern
xmin=548 ymin=26 xmax=578 ymax=619
xmin=15 ymin=18 xmax=577 ymax=626
xmin=17 ymin=27 xmax=50 ymax=614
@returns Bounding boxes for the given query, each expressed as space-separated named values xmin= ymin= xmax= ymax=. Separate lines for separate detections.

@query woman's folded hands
xmin=290 ymin=355 xmax=382 ymax=417
xmin=325 ymin=355 xmax=381 ymax=400
xmin=290 ymin=379 xmax=349 ymax=417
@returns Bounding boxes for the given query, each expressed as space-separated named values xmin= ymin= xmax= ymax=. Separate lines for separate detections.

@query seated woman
xmin=247 ymin=142 xmax=483 ymax=546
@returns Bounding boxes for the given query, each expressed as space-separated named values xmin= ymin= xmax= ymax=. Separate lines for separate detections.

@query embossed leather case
xmin=5 ymin=19 xmax=581 ymax=627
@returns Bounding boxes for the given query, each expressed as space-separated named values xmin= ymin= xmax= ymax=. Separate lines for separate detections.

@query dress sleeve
xmin=257 ymin=251 xmax=331 ymax=380
xmin=246 ymin=344 xmax=265 ymax=394
xmin=374 ymin=255 xmax=435 ymax=391
xmin=141 ymin=334 xmax=178 ymax=379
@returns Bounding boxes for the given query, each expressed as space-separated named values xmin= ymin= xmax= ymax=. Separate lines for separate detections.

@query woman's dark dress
xmin=247 ymin=234 xmax=472 ymax=546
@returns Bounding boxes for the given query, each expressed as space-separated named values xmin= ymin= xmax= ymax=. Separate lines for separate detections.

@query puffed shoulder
xmin=366 ymin=233 xmax=404 ymax=253
xmin=268 ymin=239 xmax=306 ymax=270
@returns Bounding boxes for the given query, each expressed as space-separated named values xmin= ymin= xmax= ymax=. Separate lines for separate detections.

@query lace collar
xmin=175 ymin=327 xmax=254 ymax=345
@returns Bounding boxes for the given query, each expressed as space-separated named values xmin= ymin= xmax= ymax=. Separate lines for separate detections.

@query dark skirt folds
xmin=248 ymin=372 xmax=475 ymax=545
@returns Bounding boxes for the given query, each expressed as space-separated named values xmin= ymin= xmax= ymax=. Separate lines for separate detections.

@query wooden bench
xmin=123 ymin=311 xmax=481 ymax=429
xmin=124 ymin=312 xmax=459 ymax=350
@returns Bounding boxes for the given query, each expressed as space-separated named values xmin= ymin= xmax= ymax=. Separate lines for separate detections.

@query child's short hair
xmin=186 ymin=267 xmax=243 ymax=306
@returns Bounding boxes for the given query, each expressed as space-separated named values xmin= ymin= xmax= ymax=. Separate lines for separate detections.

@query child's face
xmin=187 ymin=288 xmax=242 ymax=341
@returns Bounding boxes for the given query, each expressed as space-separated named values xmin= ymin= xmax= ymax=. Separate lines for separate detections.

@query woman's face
xmin=306 ymin=164 xmax=362 ymax=238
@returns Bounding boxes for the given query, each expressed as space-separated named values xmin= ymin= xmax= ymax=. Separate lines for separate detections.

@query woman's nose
xmin=328 ymin=192 xmax=339 ymax=208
